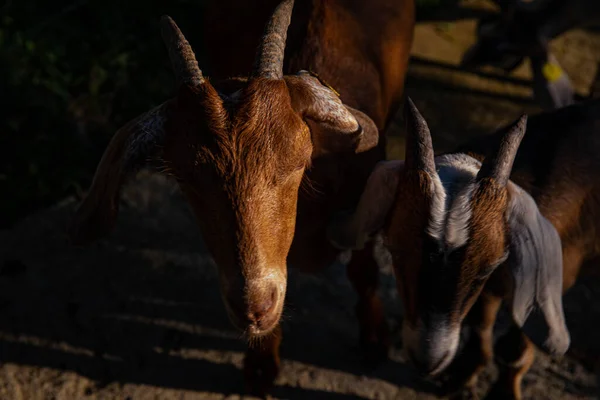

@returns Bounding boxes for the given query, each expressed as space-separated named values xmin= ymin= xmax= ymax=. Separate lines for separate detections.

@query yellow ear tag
xmin=542 ymin=63 xmax=564 ymax=83
xmin=308 ymin=70 xmax=341 ymax=97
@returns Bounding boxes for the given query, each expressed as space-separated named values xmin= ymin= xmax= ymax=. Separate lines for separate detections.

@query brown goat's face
xmin=68 ymin=9 xmax=379 ymax=339
xmin=385 ymin=156 xmax=509 ymax=375
xmin=163 ymin=80 xmax=311 ymax=336
xmin=162 ymin=75 xmax=375 ymax=337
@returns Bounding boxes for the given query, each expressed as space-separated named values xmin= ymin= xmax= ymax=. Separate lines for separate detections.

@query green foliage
xmin=0 ymin=0 xmax=207 ymax=228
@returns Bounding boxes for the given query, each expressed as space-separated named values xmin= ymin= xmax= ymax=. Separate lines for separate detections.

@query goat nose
xmin=409 ymin=348 xmax=452 ymax=376
xmin=248 ymin=286 xmax=277 ymax=327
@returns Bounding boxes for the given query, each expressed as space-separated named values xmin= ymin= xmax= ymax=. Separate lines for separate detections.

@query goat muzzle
xmin=401 ymin=317 xmax=461 ymax=376
xmin=223 ymin=276 xmax=284 ymax=337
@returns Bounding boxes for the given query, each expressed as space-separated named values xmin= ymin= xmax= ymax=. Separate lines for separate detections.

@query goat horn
xmin=160 ymin=15 xmax=204 ymax=87
xmin=477 ymin=114 xmax=527 ymax=186
xmin=404 ymin=97 xmax=436 ymax=176
xmin=252 ymin=0 xmax=295 ymax=80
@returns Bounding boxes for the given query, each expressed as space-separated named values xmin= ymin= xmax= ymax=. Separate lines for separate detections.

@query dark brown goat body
xmin=69 ymin=0 xmax=415 ymax=395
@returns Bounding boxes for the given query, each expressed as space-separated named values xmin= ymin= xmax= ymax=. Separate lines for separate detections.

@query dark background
xmin=0 ymin=0 xmax=213 ymax=228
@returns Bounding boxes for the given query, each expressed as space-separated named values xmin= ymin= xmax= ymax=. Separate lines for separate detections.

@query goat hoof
xmin=359 ymin=321 xmax=390 ymax=367
xmin=243 ymin=353 xmax=279 ymax=398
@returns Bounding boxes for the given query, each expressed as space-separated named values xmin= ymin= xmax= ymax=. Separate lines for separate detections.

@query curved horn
xmin=252 ymin=0 xmax=295 ymax=79
xmin=69 ymin=101 xmax=172 ymax=245
xmin=160 ymin=15 xmax=204 ymax=87
xmin=477 ymin=114 xmax=527 ymax=186
xmin=404 ymin=97 xmax=436 ymax=176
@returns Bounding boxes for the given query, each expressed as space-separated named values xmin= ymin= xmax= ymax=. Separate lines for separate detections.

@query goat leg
xmin=486 ymin=323 xmax=535 ymax=400
xmin=439 ymin=292 xmax=502 ymax=398
xmin=243 ymin=324 xmax=282 ymax=397
xmin=346 ymin=241 xmax=390 ymax=366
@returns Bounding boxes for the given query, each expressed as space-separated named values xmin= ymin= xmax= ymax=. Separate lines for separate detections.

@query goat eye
xmin=293 ymin=162 xmax=307 ymax=173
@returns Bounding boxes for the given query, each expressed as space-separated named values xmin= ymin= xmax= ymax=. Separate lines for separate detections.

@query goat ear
xmin=505 ymin=183 xmax=570 ymax=356
xmin=286 ymin=72 xmax=379 ymax=156
xmin=327 ymin=160 xmax=403 ymax=250
xmin=68 ymin=101 xmax=172 ymax=246
xmin=343 ymin=106 xmax=379 ymax=153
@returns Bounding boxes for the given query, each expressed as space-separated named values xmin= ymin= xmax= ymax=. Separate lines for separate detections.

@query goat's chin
xmin=401 ymin=320 xmax=460 ymax=376
xmin=245 ymin=320 xmax=279 ymax=340
xmin=425 ymin=350 xmax=455 ymax=376
xmin=401 ymin=345 xmax=456 ymax=377
xmin=225 ymin=306 xmax=282 ymax=339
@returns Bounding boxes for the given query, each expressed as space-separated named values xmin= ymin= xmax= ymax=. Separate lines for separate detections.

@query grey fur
xmin=506 ymin=182 xmax=570 ymax=355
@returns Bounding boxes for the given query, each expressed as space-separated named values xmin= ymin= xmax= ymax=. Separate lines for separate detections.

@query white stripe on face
xmin=426 ymin=172 xmax=447 ymax=240
xmin=402 ymin=154 xmax=487 ymax=375
xmin=444 ymin=183 xmax=475 ymax=249
xmin=427 ymin=154 xmax=482 ymax=249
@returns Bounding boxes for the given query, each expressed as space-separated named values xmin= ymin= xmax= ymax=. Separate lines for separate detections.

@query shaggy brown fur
xmin=69 ymin=0 xmax=415 ymax=396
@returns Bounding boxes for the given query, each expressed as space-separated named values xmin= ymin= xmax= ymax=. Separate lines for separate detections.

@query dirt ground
xmin=2 ymin=1 xmax=600 ymax=399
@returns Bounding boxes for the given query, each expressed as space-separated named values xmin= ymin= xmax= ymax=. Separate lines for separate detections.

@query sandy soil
xmin=2 ymin=1 xmax=600 ymax=399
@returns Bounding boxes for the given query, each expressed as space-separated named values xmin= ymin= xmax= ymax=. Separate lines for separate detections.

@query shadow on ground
xmin=0 ymin=174 xmax=440 ymax=399
xmin=1 ymin=168 xmax=599 ymax=399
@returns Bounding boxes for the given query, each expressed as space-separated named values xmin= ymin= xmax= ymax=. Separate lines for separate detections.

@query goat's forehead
xmin=188 ymin=130 xmax=310 ymax=187
xmin=200 ymin=110 xmax=310 ymax=167
xmin=435 ymin=153 xmax=481 ymax=181
xmin=425 ymin=154 xmax=480 ymax=246
xmin=428 ymin=154 xmax=509 ymax=253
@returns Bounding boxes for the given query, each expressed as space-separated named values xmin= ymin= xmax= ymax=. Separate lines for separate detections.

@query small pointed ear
xmin=327 ymin=160 xmax=404 ymax=250
xmin=285 ymin=72 xmax=379 ymax=156
xmin=68 ymin=101 xmax=173 ymax=246
xmin=505 ymin=183 xmax=570 ymax=355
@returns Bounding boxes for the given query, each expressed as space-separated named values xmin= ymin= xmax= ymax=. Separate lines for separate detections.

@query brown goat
xmin=68 ymin=0 xmax=415 ymax=395
xmin=329 ymin=98 xmax=600 ymax=399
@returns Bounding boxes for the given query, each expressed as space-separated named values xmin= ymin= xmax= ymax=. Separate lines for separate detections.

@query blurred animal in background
xmin=68 ymin=0 xmax=415 ymax=396
xmin=328 ymin=97 xmax=600 ymax=399
xmin=462 ymin=0 xmax=600 ymax=110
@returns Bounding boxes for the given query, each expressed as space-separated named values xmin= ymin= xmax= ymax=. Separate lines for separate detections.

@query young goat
xmin=329 ymin=98 xmax=600 ymax=399
xmin=68 ymin=0 xmax=415 ymax=395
